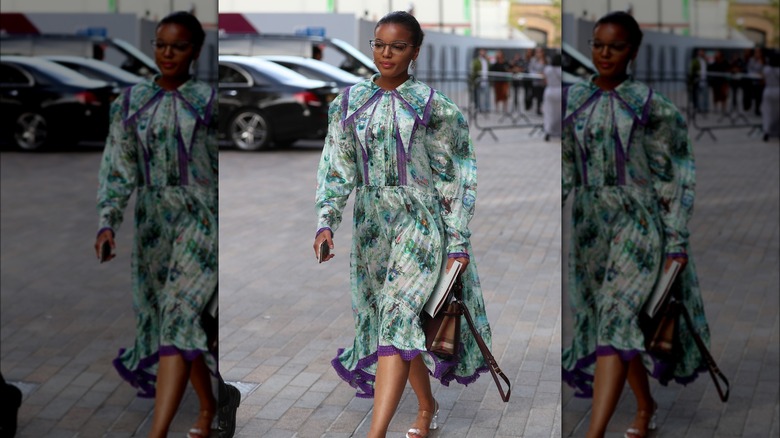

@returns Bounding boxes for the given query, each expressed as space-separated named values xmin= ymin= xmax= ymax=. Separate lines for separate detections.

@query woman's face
xmin=591 ymin=23 xmax=635 ymax=81
xmin=154 ymin=23 xmax=199 ymax=82
xmin=372 ymin=23 xmax=419 ymax=81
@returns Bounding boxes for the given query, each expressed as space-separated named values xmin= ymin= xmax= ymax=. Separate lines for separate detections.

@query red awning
xmin=218 ymin=13 xmax=258 ymax=34
xmin=0 ymin=13 xmax=40 ymax=35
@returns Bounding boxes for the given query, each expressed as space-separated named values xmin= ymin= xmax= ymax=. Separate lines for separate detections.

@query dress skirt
xmin=113 ymin=185 xmax=218 ymax=398
xmin=331 ymin=185 xmax=491 ymax=398
xmin=562 ymin=185 xmax=711 ymax=397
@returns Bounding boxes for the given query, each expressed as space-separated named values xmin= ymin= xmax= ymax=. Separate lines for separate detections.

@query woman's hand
xmin=313 ymin=229 xmax=335 ymax=263
xmin=664 ymin=254 xmax=687 ymax=272
xmin=446 ymin=256 xmax=469 ymax=273
xmin=95 ymin=229 xmax=116 ymax=263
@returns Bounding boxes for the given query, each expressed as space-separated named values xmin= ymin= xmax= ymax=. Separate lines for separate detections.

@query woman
xmin=490 ymin=50 xmax=511 ymax=113
xmin=313 ymin=11 xmax=491 ymax=438
xmin=708 ymin=50 xmax=730 ymax=114
xmin=94 ymin=11 xmax=218 ymax=438
xmin=542 ymin=53 xmax=562 ymax=141
xmin=529 ymin=47 xmax=547 ymax=115
xmin=561 ymin=12 xmax=711 ymax=438
xmin=760 ymin=53 xmax=779 ymax=141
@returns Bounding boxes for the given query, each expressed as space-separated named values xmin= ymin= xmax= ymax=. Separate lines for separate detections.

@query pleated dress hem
xmin=562 ymin=344 xmax=710 ymax=398
xmin=331 ymin=344 xmax=489 ymax=399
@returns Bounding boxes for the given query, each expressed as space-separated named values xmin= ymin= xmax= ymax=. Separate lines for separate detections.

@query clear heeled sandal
xmin=624 ymin=401 xmax=657 ymax=438
xmin=405 ymin=399 xmax=439 ymax=438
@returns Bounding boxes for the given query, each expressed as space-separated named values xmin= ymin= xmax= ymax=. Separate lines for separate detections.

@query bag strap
xmin=456 ymin=297 xmax=511 ymax=402
xmin=678 ymin=302 xmax=730 ymax=402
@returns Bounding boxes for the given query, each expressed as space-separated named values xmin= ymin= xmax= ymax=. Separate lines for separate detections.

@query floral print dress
xmin=561 ymin=78 xmax=711 ymax=397
xmin=97 ymin=78 xmax=218 ymax=398
xmin=315 ymin=75 xmax=491 ymax=398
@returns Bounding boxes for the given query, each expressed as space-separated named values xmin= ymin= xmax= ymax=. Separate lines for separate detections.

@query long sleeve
xmin=427 ymin=97 xmax=476 ymax=256
xmin=643 ymin=97 xmax=695 ymax=255
xmin=96 ymin=91 xmax=139 ymax=235
xmin=315 ymin=94 xmax=358 ymax=234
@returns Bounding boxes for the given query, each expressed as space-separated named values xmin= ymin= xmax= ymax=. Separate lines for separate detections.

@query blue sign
xmin=294 ymin=26 xmax=326 ymax=37
xmin=76 ymin=27 xmax=108 ymax=37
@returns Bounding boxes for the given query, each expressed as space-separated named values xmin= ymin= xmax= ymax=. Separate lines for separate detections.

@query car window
xmin=219 ymin=64 xmax=252 ymax=86
xmin=278 ymin=63 xmax=330 ymax=82
xmin=0 ymin=63 xmax=32 ymax=86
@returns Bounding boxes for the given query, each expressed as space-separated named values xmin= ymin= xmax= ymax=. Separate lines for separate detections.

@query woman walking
xmin=94 ymin=11 xmax=218 ymax=438
xmin=561 ymin=12 xmax=711 ymax=438
xmin=313 ymin=11 xmax=492 ymax=438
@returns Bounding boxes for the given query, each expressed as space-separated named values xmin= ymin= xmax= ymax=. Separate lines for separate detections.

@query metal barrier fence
xmin=417 ymin=71 xmax=548 ymax=142
xmin=638 ymin=74 xmax=764 ymax=141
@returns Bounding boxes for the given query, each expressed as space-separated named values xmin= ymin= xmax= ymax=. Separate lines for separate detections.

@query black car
xmin=43 ymin=55 xmax=143 ymax=91
xmin=260 ymin=55 xmax=362 ymax=90
xmin=218 ymin=55 xmax=340 ymax=151
xmin=0 ymin=56 xmax=115 ymax=150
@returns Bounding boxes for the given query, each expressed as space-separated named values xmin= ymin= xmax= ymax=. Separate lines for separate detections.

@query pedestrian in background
xmin=471 ymin=48 xmax=490 ymax=112
xmin=529 ymin=46 xmax=547 ymax=115
xmin=542 ymin=53 xmax=562 ymax=141
xmin=314 ymin=11 xmax=492 ymax=438
xmin=760 ymin=53 xmax=780 ymax=141
xmin=94 ymin=11 xmax=218 ymax=438
xmin=688 ymin=49 xmax=709 ymax=114
xmin=747 ymin=47 xmax=766 ymax=116
xmin=490 ymin=49 xmax=511 ymax=113
xmin=562 ymin=12 xmax=711 ymax=438
xmin=509 ymin=52 xmax=526 ymax=112
xmin=709 ymin=50 xmax=730 ymax=114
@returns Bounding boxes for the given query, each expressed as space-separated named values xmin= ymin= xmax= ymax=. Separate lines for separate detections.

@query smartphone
xmin=318 ymin=240 xmax=330 ymax=263
xmin=100 ymin=241 xmax=113 ymax=263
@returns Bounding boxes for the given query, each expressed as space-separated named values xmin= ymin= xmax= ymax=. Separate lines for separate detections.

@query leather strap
xmin=678 ymin=300 xmax=730 ymax=402
xmin=455 ymin=296 xmax=511 ymax=402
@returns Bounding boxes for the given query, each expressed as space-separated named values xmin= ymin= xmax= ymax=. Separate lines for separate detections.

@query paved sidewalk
xmin=218 ymin=124 xmax=562 ymax=437
xmin=561 ymin=127 xmax=780 ymax=437
xmin=0 ymin=145 xmax=207 ymax=436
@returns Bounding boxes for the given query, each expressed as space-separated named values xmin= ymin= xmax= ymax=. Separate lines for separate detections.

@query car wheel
xmin=14 ymin=112 xmax=49 ymax=150
xmin=229 ymin=109 xmax=271 ymax=151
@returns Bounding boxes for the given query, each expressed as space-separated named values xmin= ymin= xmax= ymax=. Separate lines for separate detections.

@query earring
xmin=410 ymin=59 xmax=416 ymax=71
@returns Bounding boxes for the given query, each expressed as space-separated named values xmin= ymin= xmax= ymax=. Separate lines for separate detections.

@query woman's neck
xmin=594 ymin=73 xmax=628 ymax=91
xmin=374 ymin=73 xmax=409 ymax=91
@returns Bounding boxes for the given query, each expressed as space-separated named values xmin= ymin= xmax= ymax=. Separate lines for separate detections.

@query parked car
xmin=0 ymin=55 xmax=115 ymax=150
xmin=219 ymin=33 xmax=378 ymax=78
xmin=43 ymin=55 xmax=143 ymax=92
xmin=260 ymin=55 xmax=362 ymax=90
xmin=218 ymin=55 xmax=339 ymax=150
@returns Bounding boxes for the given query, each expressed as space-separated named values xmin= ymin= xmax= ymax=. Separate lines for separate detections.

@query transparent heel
xmin=405 ymin=399 xmax=440 ymax=438
xmin=624 ymin=401 xmax=657 ymax=438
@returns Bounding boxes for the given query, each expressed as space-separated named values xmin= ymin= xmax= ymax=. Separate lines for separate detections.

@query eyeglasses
xmin=588 ymin=40 xmax=630 ymax=54
xmin=151 ymin=40 xmax=193 ymax=53
xmin=369 ymin=40 xmax=415 ymax=55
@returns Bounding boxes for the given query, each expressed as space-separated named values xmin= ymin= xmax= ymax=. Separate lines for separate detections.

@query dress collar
xmin=123 ymin=76 xmax=215 ymax=126
xmin=564 ymin=76 xmax=653 ymax=127
xmin=341 ymin=74 xmax=434 ymax=128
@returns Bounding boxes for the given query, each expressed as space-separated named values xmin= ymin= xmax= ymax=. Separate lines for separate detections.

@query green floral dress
xmin=97 ymin=78 xmax=218 ymax=398
xmin=315 ymin=75 xmax=491 ymax=398
xmin=562 ymin=78 xmax=711 ymax=397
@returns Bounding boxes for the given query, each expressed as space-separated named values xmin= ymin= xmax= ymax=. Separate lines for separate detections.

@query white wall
xmin=0 ymin=0 xmax=217 ymax=25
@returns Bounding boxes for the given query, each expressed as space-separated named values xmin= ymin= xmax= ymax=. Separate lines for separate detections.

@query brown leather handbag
xmin=422 ymin=279 xmax=511 ymax=402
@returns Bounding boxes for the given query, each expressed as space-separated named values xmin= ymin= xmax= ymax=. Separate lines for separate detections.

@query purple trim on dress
xmin=112 ymin=348 xmax=159 ymax=398
xmin=123 ymin=89 xmax=165 ymax=129
xmin=331 ymin=343 xmax=487 ymax=399
xmin=562 ymin=89 xmax=602 ymax=128
xmin=666 ymin=252 xmax=688 ymax=259
xmin=447 ymin=252 xmax=470 ymax=259
xmin=574 ymin=135 xmax=589 ymax=186
xmin=316 ymin=227 xmax=332 ymax=237
xmin=393 ymin=102 xmax=408 ymax=185
xmin=97 ymin=227 xmax=114 ymax=238
xmin=563 ymin=344 xmax=709 ymax=399
xmin=343 ymin=89 xmax=384 ymax=130
xmin=159 ymin=344 xmax=208 ymax=362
